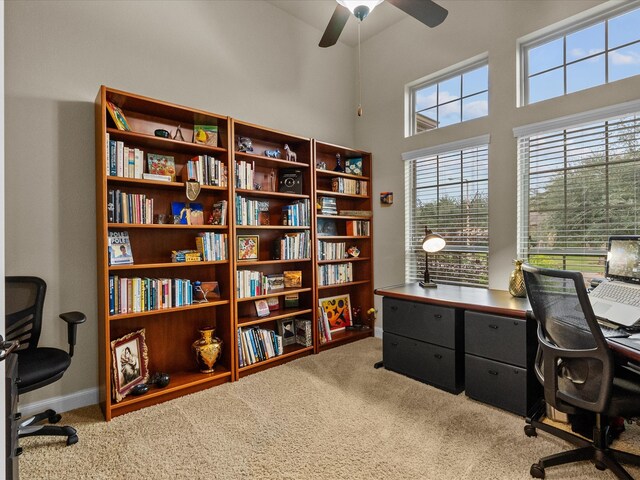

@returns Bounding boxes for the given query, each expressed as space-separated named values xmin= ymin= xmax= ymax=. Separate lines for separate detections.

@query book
xmin=193 ymin=125 xmax=218 ymax=146
xmin=142 ymin=173 xmax=172 ymax=182
xmin=108 ymin=231 xmax=133 ymax=265
xmin=284 ymin=293 xmax=299 ymax=308
xmin=106 ymin=101 xmax=131 ymax=131
xmin=345 ymin=157 xmax=363 ymax=176
xmin=339 ymin=210 xmax=372 ymax=217
xmin=257 ymin=201 xmax=270 ymax=225
xmin=295 ymin=319 xmax=313 ymax=347
xmin=267 ymin=296 xmax=280 ymax=311
xmin=266 ymin=274 xmax=284 ymax=291
xmin=254 ymin=299 xmax=270 ymax=317
xmin=283 ymin=270 xmax=302 ymax=288
xmin=147 ymin=153 xmax=176 ymax=180
xmin=210 ymin=200 xmax=228 ymax=226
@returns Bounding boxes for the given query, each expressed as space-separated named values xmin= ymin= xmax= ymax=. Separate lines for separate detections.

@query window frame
xmin=405 ymin=54 xmax=489 ymax=137
xmin=519 ymin=1 xmax=640 ymax=106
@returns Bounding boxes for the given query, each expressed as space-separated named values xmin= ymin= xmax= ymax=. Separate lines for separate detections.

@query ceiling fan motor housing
xmin=353 ymin=5 xmax=370 ymax=21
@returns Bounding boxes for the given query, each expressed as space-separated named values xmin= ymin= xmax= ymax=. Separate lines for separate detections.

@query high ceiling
xmin=267 ymin=0 xmax=408 ymax=47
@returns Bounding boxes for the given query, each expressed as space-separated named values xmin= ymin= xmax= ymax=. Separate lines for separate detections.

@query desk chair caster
xmin=18 ymin=409 xmax=78 ymax=446
xmin=524 ymin=425 xmax=537 ymax=437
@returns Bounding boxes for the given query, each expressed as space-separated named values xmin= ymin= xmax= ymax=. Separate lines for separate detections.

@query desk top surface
xmin=375 ymin=283 xmax=530 ymax=319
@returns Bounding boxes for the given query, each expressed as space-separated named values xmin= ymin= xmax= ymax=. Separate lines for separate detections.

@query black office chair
xmin=521 ymin=264 xmax=640 ymax=479
xmin=5 ymin=276 xmax=86 ymax=446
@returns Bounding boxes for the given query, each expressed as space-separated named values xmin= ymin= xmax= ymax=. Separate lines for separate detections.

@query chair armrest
xmin=59 ymin=311 xmax=86 ymax=357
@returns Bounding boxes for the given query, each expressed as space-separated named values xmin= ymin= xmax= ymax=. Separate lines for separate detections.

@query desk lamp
xmin=419 ymin=227 xmax=446 ymax=288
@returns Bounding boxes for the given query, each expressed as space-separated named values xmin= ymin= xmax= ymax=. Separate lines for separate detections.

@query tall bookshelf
xmin=313 ymin=140 xmax=375 ymax=350
xmin=95 ymin=86 xmax=233 ymax=419
xmin=231 ymin=120 xmax=316 ymax=378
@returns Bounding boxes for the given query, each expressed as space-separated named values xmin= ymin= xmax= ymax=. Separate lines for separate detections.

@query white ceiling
xmin=267 ymin=0 xmax=408 ymax=47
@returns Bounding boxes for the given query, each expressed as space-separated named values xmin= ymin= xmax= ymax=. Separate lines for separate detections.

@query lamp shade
xmin=337 ymin=0 xmax=383 ymax=20
xmin=422 ymin=230 xmax=446 ymax=253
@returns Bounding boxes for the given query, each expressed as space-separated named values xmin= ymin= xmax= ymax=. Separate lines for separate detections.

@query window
xmin=516 ymin=102 xmax=640 ymax=283
xmin=522 ymin=4 xmax=640 ymax=105
xmin=404 ymin=136 xmax=489 ymax=287
xmin=407 ymin=57 xmax=488 ymax=135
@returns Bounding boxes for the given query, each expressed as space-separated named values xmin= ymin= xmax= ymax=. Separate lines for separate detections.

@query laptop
xmin=589 ymin=235 xmax=640 ymax=328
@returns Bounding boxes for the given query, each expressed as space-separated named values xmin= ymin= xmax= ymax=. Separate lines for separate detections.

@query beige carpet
xmin=20 ymin=338 xmax=640 ymax=479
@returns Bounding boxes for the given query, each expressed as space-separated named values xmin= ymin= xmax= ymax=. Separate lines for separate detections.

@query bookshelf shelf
xmin=316 ymin=189 xmax=370 ymax=199
xmin=235 ymin=225 xmax=310 ymax=231
xmin=314 ymin=140 xmax=374 ymax=350
xmin=108 ymin=299 xmax=230 ymax=321
xmin=236 ymin=287 xmax=312 ymax=302
xmin=238 ymin=345 xmax=314 ymax=374
xmin=238 ymin=308 xmax=314 ymax=327
xmin=96 ymin=86 xmax=234 ymax=420
xmin=236 ymin=258 xmax=311 ymax=267
xmin=234 ymin=188 xmax=309 ymax=200
xmin=235 ymin=151 xmax=310 ymax=169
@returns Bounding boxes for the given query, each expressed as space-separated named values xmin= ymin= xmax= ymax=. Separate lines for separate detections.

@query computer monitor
xmin=606 ymin=235 xmax=640 ymax=283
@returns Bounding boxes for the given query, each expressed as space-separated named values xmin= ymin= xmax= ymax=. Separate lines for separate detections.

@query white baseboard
xmin=19 ymin=387 xmax=99 ymax=417
xmin=374 ymin=326 xmax=383 ymax=338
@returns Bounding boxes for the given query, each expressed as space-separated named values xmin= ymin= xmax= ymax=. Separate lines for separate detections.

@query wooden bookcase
xmin=313 ymin=140 xmax=375 ymax=350
xmin=95 ymin=86 xmax=233 ymax=419
xmin=231 ymin=120 xmax=316 ymax=378
xmin=95 ymin=87 xmax=374 ymax=419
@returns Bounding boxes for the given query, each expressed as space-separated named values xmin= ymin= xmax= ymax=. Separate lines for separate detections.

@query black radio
xmin=278 ymin=169 xmax=303 ymax=194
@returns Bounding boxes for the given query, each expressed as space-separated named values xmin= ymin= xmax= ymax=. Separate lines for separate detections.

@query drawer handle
xmin=434 ymin=314 xmax=442 ymax=319
xmin=488 ymin=370 xmax=499 ymax=376
xmin=391 ymin=306 xmax=398 ymax=312
xmin=390 ymin=342 xmax=398 ymax=346
xmin=434 ymin=354 xmax=443 ymax=360
xmin=489 ymin=324 xmax=499 ymax=330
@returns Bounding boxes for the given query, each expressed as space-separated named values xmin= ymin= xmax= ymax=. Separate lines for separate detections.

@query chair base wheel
xmin=66 ymin=434 xmax=78 ymax=446
xmin=524 ymin=425 xmax=537 ymax=437
xmin=49 ymin=413 xmax=62 ymax=424
xmin=595 ymin=461 xmax=606 ymax=471
xmin=530 ymin=463 xmax=545 ymax=478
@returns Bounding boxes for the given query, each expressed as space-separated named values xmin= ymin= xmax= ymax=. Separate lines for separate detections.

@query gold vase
xmin=192 ymin=327 xmax=223 ymax=373
xmin=509 ymin=259 xmax=527 ymax=298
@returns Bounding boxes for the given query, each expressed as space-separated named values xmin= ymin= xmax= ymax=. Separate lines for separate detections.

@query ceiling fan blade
xmin=387 ymin=0 xmax=449 ymax=28
xmin=319 ymin=4 xmax=351 ymax=48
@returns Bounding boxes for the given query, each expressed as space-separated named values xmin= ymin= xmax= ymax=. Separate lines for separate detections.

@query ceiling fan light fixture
xmin=337 ymin=0 xmax=383 ymax=21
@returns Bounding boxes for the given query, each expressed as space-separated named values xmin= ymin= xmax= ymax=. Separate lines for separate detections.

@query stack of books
xmin=319 ymin=196 xmax=337 ymax=215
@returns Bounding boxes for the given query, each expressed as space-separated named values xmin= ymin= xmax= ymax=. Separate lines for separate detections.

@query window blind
xmin=405 ymin=144 xmax=489 ymax=287
xmin=517 ymin=111 xmax=640 ymax=283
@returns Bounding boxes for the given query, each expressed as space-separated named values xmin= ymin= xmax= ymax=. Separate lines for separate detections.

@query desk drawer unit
xmin=382 ymin=297 xmax=463 ymax=394
xmin=464 ymin=311 xmax=540 ymax=416
xmin=384 ymin=332 xmax=461 ymax=393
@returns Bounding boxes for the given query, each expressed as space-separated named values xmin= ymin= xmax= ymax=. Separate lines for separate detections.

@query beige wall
xmin=356 ymin=0 xmax=640 ymax=320
xmin=4 ymin=0 xmax=356 ymax=405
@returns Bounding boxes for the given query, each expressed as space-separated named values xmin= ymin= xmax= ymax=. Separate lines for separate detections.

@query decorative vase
xmin=192 ymin=327 xmax=223 ymax=373
xmin=509 ymin=259 xmax=527 ymax=298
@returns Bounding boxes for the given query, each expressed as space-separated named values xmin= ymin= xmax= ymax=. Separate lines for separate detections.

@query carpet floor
xmin=20 ymin=338 xmax=640 ymax=479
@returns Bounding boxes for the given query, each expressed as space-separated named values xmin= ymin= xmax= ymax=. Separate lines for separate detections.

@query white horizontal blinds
xmin=405 ymin=145 xmax=489 ymax=287
xmin=517 ymin=112 xmax=640 ymax=282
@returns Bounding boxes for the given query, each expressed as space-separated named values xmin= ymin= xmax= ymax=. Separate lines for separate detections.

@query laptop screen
xmin=607 ymin=236 xmax=640 ymax=283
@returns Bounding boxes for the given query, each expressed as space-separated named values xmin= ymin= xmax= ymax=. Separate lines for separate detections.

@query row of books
xmin=108 ymin=276 xmax=194 ymax=315
xmin=195 ymin=232 xmax=228 ymax=261
xmin=317 ymin=306 xmax=333 ymax=344
xmin=108 ymin=189 xmax=154 ymax=224
xmin=317 ymin=262 xmax=353 ymax=286
xmin=346 ymin=220 xmax=370 ymax=236
xmin=237 ymin=327 xmax=283 ymax=367
xmin=184 ymin=155 xmax=228 ymax=187
xmin=236 ymin=270 xmax=303 ymax=299
xmin=331 ymin=177 xmax=368 ymax=196
xmin=274 ymin=232 xmax=311 ymax=260
xmin=317 ymin=241 xmax=346 ymax=260
xmin=319 ymin=196 xmax=337 ymax=215
xmin=234 ymin=159 xmax=257 ymax=190
xmin=235 ymin=195 xmax=270 ymax=226
xmin=107 ymin=138 xmax=146 ymax=179
xmin=281 ymin=199 xmax=311 ymax=226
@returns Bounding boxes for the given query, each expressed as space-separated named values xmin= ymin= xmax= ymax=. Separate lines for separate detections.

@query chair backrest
xmin=522 ymin=264 xmax=614 ymax=413
xmin=5 ymin=276 xmax=47 ymax=352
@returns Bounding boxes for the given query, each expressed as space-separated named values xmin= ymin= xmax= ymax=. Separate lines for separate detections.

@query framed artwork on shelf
xmin=237 ymin=235 xmax=259 ymax=261
xmin=277 ymin=318 xmax=297 ymax=346
xmin=317 ymin=218 xmax=338 ymax=236
xmin=110 ymin=329 xmax=149 ymax=403
xmin=319 ymin=294 xmax=352 ymax=332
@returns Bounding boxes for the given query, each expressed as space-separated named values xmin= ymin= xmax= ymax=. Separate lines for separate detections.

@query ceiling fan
xmin=319 ymin=0 xmax=449 ymax=48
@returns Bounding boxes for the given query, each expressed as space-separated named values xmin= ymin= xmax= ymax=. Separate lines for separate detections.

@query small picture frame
xmin=277 ymin=318 xmax=297 ymax=346
xmin=380 ymin=192 xmax=394 ymax=205
xmin=317 ymin=218 xmax=338 ymax=236
xmin=237 ymin=235 xmax=259 ymax=261
xmin=110 ymin=329 xmax=149 ymax=402
xmin=254 ymin=299 xmax=270 ymax=317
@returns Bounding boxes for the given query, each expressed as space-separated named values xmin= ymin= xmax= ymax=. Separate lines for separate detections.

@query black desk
xmin=375 ymin=283 xmax=640 ymax=415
